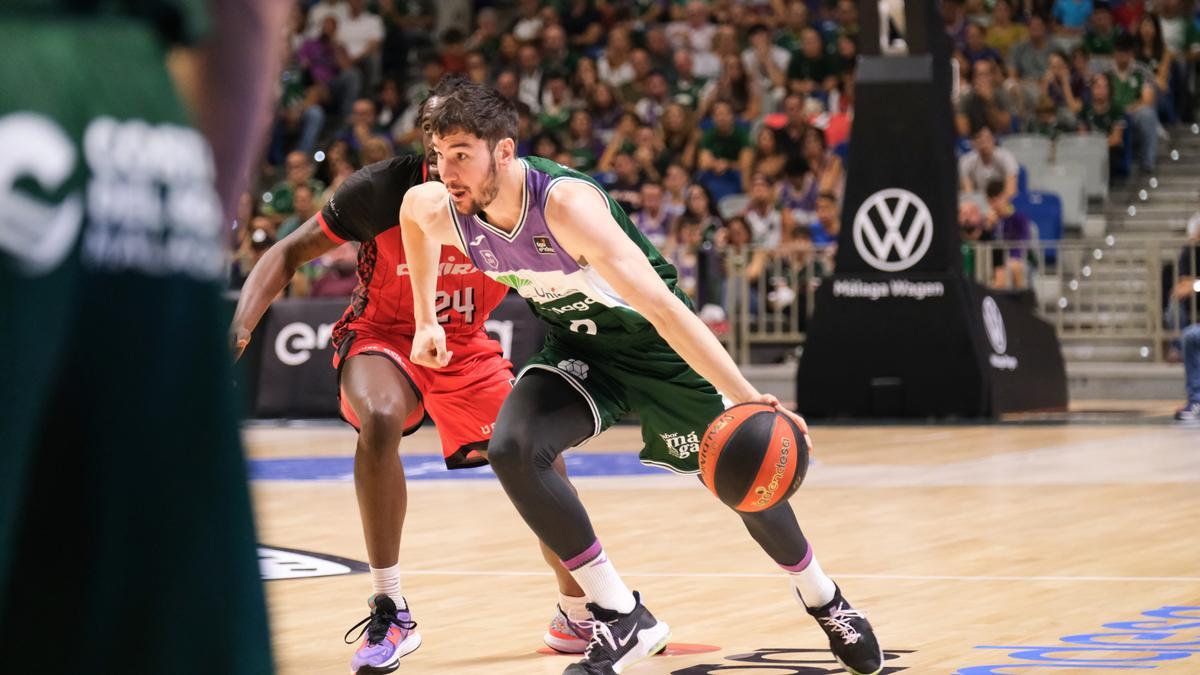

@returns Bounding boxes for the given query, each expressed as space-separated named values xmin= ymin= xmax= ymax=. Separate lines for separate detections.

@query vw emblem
xmin=982 ymin=296 xmax=1007 ymax=354
xmin=852 ymin=188 xmax=934 ymax=272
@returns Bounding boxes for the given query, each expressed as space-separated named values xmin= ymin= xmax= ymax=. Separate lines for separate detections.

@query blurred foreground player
xmin=0 ymin=0 xmax=287 ymax=673
xmin=231 ymin=83 xmax=595 ymax=674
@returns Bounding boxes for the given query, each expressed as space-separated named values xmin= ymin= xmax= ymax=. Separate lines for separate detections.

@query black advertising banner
xmin=969 ymin=287 xmax=1069 ymax=414
xmin=253 ymin=292 xmax=547 ymax=419
xmin=796 ymin=0 xmax=1067 ymax=418
xmin=254 ymin=298 xmax=346 ymax=418
xmin=798 ymin=275 xmax=988 ymax=417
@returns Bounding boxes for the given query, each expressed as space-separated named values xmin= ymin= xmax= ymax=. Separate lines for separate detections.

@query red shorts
xmin=332 ymin=326 xmax=514 ymax=470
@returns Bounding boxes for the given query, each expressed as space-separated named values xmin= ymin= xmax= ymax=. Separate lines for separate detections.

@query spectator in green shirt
xmin=775 ymin=0 xmax=810 ymax=53
xmin=671 ymin=49 xmax=709 ymax=110
xmin=276 ymin=184 xmax=320 ymax=240
xmin=1078 ymin=73 xmax=1128 ymax=174
xmin=788 ymin=27 xmax=839 ymax=98
xmin=697 ymin=100 xmax=753 ymax=201
xmin=261 ymin=151 xmax=327 ymax=225
xmin=700 ymin=100 xmax=752 ymax=165
xmin=1110 ymin=33 xmax=1160 ymax=172
xmin=1083 ymin=2 xmax=1122 ymax=55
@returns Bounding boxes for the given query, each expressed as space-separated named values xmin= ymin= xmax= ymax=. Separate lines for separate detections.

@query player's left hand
xmin=754 ymin=394 xmax=810 ymax=434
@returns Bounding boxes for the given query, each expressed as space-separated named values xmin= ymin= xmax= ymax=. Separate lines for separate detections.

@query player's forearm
xmin=646 ymin=297 xmax=760 ymax=403
xmin=195 ymin=0 xmax=291 ymax=224
xmin=232 ymin=246 xmax=294 ymax=335
xmin=401 ymin=218 xmax=441 ymax=326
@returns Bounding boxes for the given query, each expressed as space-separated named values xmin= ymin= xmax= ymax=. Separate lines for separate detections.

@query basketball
xmin=698 ymin=403 xmax=811 ymax=512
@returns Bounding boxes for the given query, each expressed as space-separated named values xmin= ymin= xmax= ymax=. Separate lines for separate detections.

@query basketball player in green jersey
xmin=399 ymin=80 xmax=884 ymax=675
xmin=0 ymin=1 xmax=287 ymax=672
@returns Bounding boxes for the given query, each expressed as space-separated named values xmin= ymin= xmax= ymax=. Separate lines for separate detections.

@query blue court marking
xmin=958 ymin=606 xmax=1200 ymax=674
xmin=249 ymin=452 xmax=669 ymax=481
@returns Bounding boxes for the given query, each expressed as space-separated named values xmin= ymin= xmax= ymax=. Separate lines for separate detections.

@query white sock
xmin=785 ymin=553 xmax=837 ymax=608
xmin=563 ymin=542 xmax=636 ymax=614
xmin=559 ymin=592 xmax=592 ymax=623
xmin=370 ymin=563 xmax=404 ymax=607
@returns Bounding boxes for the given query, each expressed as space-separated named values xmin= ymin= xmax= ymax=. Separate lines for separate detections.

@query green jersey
xmin=448 ymin=156 xmax=688 ymax=338
xmin=0 ymin=10 xmax=272 ymax=674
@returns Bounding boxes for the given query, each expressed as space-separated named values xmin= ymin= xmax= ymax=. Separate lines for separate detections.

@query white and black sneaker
xmin=803 ymin=586 xmax=883 ymax=675
xmin=1175 ymin=401 xmax=1200 ymax=421
xmin=562 ymin=592 xmax=670 ymax=675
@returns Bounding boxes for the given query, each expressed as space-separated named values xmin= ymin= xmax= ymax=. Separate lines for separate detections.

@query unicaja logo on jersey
xmin=853 ymin=188 xmax=933 ymax=272
xmin=495 ymin=273 xmax=531 ymax=289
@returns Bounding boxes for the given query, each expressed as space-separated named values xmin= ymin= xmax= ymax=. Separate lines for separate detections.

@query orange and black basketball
xmin=699 ymin=403 xmax=810 ymax=512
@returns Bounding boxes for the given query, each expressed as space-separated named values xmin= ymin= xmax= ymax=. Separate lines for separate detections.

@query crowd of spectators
xmin=232 ymin=0 xmax=1200 ymax=305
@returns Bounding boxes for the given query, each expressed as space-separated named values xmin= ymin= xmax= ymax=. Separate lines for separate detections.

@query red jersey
xmin=315 ymin=155 xmax=509 ymax=348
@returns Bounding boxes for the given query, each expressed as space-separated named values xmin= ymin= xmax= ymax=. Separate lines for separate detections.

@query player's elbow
xmin=630 ymin=286 xmax=686 ymax=330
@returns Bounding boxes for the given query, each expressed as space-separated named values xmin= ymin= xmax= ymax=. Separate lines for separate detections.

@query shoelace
xmin=557 ymin=609 xmax=590 ymax=639
xmin=580 ymin=618 xmax=621 ymax=658
xmin=820 ymin=605 xmax=866 ymax=645
xmin=343 ymin=609 xmax=417 ymax=646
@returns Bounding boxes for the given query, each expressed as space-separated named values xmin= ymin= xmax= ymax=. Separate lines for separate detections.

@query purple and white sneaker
xmin=544 ymin=605 xmax=591 ymax=654
xmin=344 ymin=594 xmax=422 ymax=674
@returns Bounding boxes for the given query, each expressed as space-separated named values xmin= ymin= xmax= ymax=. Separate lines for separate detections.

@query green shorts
xmin=521 ymin=328 xmax=726 ymax=474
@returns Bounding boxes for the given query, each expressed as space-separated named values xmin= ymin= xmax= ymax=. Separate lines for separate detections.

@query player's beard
xmin=459 ymin=158 xmax=500 ymax=216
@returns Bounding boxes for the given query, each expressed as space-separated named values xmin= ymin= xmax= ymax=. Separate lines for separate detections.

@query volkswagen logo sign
xmin=852 ymin=188 xmax=934 ymax=272
xmin=982 ymin=296 xmax=1007 ymax=354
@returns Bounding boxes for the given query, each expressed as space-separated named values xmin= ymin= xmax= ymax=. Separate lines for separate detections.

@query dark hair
xmin=711 ymin=98 xmax=736 ymax=115
xmin=985 ymin=179 xmax=1006 ymax=199
xmin=427 ymin=80 xmax=519 ymax=147
xmin=419 ymin=75 xmax=470 ymax=124
xmin=686 ymin=183 xmax=719 ymax=217
xmin=747 ymin=23 xmax=770 ymax=38
xmin=784 ymin=154 xmax=809 ymax=178
xmin=1136 ymin=13 xmax=1165 ymax=61
xmin=532 ymin=132 xmax=562 ymax=155
xmin=803 ymin=125 xmax=827 ymax=149
xmin=1114 ymin=33 xmax=1136 ymax=53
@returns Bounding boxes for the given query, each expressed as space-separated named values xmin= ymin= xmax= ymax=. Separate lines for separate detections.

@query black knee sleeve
xmin=737 ymin=501 xmax=811 ymax=568
xmin=487 ymin=370 xmax=600 ymax=560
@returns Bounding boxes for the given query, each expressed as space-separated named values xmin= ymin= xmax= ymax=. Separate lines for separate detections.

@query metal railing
xmin=721 ymin=244 xmax=831 ymax=364
xmin=720 ymin=237 xmax=1197 ymax=363
xmin=973 ymin=237 xmax=1196 ymax=361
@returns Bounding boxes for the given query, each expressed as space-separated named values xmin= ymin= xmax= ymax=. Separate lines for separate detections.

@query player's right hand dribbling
xmin=411 ymin=323 xmax=453 ymax=369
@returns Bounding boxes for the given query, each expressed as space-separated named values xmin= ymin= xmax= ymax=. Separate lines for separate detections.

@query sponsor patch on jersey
xmin=481 ymin=249 xmax=500 ymax=269
xmin=533 ymin=236 xmax=555 ymax=255
xmin=661 ymin=431 xmax=701 ymax=459
xmin=557 ymin=359 xmax=589 ymax=380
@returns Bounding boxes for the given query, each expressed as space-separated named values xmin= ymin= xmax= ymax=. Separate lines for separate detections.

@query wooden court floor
xmin=247 ymin=411 xmax=1200 ymax=674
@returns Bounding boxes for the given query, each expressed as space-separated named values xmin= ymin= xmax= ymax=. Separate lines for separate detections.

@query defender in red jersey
xmin=316 ymin=156 xmax=511 ymax=469
xmin=230 ymin=88 xmax=593 ymax=674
